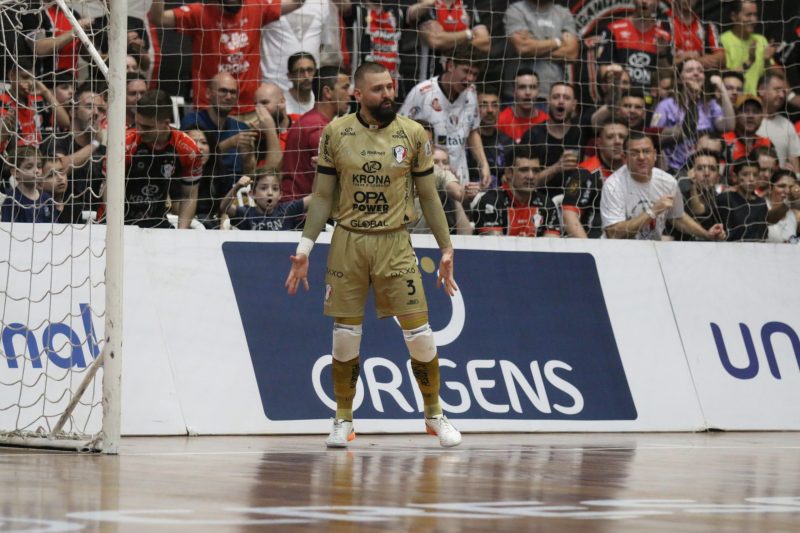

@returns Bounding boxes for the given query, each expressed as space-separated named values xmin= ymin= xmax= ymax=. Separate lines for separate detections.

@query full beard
xmin=367 ymin=100 xmax=397 ymax=124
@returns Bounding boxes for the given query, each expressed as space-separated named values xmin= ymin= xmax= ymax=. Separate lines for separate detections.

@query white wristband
xmin=296 ymin=236 xmax=315 ymax=257
xmin=465 ymin=28 xmax=473 ymax=42
xmin=553 ymin=37 xmax=563 ymax=49
xmin=90 ymin=140 xmax=100 ymax=149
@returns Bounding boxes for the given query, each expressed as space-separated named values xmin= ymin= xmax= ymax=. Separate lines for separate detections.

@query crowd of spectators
xmin=1 ymin=0 xmax=799 ymax=242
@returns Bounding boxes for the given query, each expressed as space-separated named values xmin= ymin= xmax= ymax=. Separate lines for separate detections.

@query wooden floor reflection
xmin=1 ymin=433 xmax=799 ymax=532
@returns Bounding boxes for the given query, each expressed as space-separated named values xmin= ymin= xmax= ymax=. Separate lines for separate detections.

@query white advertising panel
xmin=656 ymin=242 xmax=800 ymax=430
xmin=0 ymin=224 xmax=106 ymax=436
xmin=123 ymin=232 xmax=705 ymax=435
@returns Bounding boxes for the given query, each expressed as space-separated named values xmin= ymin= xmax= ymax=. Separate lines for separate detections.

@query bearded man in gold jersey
xmin=285 ymin=62 xmax=462 ymax=448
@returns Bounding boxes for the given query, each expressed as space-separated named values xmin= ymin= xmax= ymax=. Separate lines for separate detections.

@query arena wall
xmin=2 ymin=226 xmax=797 ymax=435
xmin=120 ymin=229 xmax=800 ymax=434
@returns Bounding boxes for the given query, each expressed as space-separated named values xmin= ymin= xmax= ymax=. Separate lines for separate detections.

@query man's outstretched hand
xmin=436 ymin=247 xmax=459 ymax=297
xmin=285 ymin=254 xmax=310 ymax=295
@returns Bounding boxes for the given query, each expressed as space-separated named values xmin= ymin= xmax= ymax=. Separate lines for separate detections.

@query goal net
xmin=0 ymin=0 xmax=125 ymax=452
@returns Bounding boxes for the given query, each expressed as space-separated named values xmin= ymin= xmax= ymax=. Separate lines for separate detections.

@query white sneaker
xmin=425 ymin=415 xmax=462 ymax=447
xmin=326 ymin=419 xmax=355 ymax=448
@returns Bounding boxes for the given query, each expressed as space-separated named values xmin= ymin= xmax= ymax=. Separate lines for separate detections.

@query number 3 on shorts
xmin=406 ymin=279 xmax=416 ymax=295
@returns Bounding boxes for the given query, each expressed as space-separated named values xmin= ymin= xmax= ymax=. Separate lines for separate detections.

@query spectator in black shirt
xmin=467 ymin=84 xmax=511 ymax=197
xmin=717 ymin=156 xmax=768 ymax=241
xmin=520 ymin=82 xmax=584 ymax=199
xmin=672 ymin=150 xmax=723 ymax=240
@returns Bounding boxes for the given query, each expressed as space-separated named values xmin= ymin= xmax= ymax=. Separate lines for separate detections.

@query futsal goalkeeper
xmin=285 ymin=61 xmax=462 ymax=448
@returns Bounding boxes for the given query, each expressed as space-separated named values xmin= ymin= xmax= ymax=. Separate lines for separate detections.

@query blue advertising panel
xmin=223 ymin=242 xmax=637 ymax=421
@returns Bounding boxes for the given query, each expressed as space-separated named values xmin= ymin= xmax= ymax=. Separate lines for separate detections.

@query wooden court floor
xmin=0 ymin=432 xmax=798 ymax=532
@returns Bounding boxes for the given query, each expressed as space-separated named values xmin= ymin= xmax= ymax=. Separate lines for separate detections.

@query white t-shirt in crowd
xmin=757 ymin=114 xmax=800 ymax=168
xmin=399 ymin=77 xmax=481 ymax=183
xmin=766 ymin=198 xmax=799 ymax=243
xmin=284 ymin=90 xmax=315 ymax=116
xmin=600 ymin=165 xmax=684 ymax=240
xmin=260 ymin=0 xmax=332 ymax=90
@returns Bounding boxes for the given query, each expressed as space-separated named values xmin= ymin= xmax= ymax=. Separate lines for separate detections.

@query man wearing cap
xmin=723 ymin=94 xmax=772 ymax=163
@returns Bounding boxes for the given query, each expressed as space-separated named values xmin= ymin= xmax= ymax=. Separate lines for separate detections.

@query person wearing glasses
xmin=284 ymin=52 xmax=318 ymax=116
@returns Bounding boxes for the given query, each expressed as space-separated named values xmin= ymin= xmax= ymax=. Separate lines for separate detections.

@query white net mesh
xmin=0 ymin=0 xmax=112 ymax=449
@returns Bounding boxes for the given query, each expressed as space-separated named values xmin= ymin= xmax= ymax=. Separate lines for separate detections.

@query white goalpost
xmin=0 ymin=0 xmax=126 ymax=453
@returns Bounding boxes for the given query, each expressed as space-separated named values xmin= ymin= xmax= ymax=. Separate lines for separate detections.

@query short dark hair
xmin=354 ymin=61 xmax=388 ymax=87
xmin=312 ymin=66 xmax=345 ymax=101
xmin=136 ymin=89 xmax=174 ymax=121
xmin=477 ymin=83 xmax=500 ymax=97
xmin=624 ymin=131 xmax=654 ymax=151
xmin=598 ymin=117 xmax=628 ymax=131
xmin=757 ymin=71 xmax=786 ymax=90
xmin=75 ymin=82 xmax=106 ymax=100
xmin=8 ymin=56 xmax=33 ymax=75
xmin=253 ymin=166 xmax=281 ymax=186
xmin=688 ymin=149 xmax=721 ymax=167
xmin=5 ymin=144 xmax=40 ymax=168
xmin=721 ymin=70 xmax=745 ymax=84
xmin=698 ymin=129 xmax=723 ymax=141
xmin=729 ymin=0 xmax=755 ymax=16
xmin=287 ymin=52 xmax=316 ymax=74
xmin=731 ymin=157 xmax=759 ymax=176
xmin=506 ymin=144 xmax=541 ymax=168
xmin=515 ymin=67 xmax=538 ymax=80
xmin=126 ymin=71 xmax=148 ymax=85
xmin=749 ymin=145 xmax=778 ymax=161
xmin=447 ymin=44 xmax=485 ymax=69
xmin=49 ymin=69 xmax=75 ymax=89
xmin=621 ymin=87 xmax=647 ymax=101
xmin=770 ymin=168 xmax=797 ymax=185
xmin=549 ymin=81 xmax=575 ymax=97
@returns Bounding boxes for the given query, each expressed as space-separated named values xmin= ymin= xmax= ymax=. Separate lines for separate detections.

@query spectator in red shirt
xmin=281 ymin=66 xmax=351 ymax=200
xmin=662 ymin=0 xmax=724 ymax=70
xmin=497 ymin=68 xmax=549 ymax=144
xmin=597 ymin=0 xmax=671 ymax=91
xmin=149 ymin=0 xmax=305 ymax=118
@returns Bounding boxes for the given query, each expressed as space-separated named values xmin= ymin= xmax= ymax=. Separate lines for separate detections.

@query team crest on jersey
xmin=566 ymin=178 xmax=580 ymax=196
xmin=393 ymin=145 xmax=407 ymax=163
xmin=431 ymin=98 xmax=442 ymax=112
xmin=449 ymin=115 xmax=459 ymax=126
xmin=161 ymin=162 xmax=175 ymax=179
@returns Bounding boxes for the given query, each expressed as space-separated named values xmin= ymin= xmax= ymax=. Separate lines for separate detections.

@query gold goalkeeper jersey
xmin=316 ymin=112 xmax=434 ymax=232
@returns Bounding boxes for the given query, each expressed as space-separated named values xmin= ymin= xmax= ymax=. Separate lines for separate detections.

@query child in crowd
xmin=39 ymin=154 xmax=84 ymax=224
xmin=220 ymin=167 xmax=308 ymax=230
xmin=1 ymin=145 xmax=53 ymax=223
xmin=716 ymin=157 xmax=768 ymax=241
